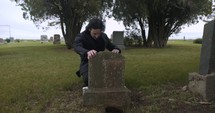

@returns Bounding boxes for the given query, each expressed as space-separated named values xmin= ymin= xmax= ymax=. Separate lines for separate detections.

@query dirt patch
xmin=41 ymin=83 xmax=215 ymax=113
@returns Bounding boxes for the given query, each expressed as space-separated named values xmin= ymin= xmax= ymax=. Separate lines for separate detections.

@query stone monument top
xmin=88 ymin=51 xmax=126 ymax=89
xmin=0 ymin=38 xmax=4 ymax=44
xmin=199 ymin=20 xmax=215 ymax=75
xmin=53 ymin=34 xmax=61 ymax=44
xmin=112 ymin=31 xmax=125 ymax=49
xmin=189 ymin=20 xmax=215 ymax=101
xmin=40 ymin=35 xmax=48 ymax=43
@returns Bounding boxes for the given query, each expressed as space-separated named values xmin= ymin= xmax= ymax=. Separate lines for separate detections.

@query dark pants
xmin=76 ymin=63 xmax=88 ymax=86
xmin=82 ymin=71 xmax=88 ymax=86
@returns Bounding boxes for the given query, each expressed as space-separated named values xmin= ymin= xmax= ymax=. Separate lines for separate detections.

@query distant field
xmin=0 ymin=40 xmax=201 ymax=112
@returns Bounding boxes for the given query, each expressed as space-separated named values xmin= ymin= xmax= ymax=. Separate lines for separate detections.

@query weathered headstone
xmin=10 ymin=37 xmax=14 ymax=42
xmin=188 ymin=20 xmax=215 ymax=101
xmin=112 ymin=31 xmax=125 ymax=49
xmin=61 ymin=37 xmax=65 ymax=42
xmin=199 ymin=20 xmax=215 ymax=75
xmin=40 ymin=35 xmax=48 ymax=43
xmin=83 ymin=52 xmax=130 ymax=112
xmin=49 ymin=37 xmax=54 ymax=42
xmin=53 ymin=34 xmax=61 ymax=44
xmin=0 ymin=38 xmax=4 ymax=44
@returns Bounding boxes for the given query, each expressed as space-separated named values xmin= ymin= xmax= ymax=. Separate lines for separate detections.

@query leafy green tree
xmin=203 ymin=0 xmax=215 ymax=21
xmin=12 ymin=0 xmax=113 ymax=49
xmin=113 ymin=0 xmax=212 ymax=48
xmin=113 ymin=0 xmax=147 ymax=47
xmin=5 ymin=38 xmax=10 ymax=43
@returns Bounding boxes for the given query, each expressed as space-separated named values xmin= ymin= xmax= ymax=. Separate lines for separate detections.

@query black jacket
xmin=74 ymin=30 xmax=121 ymax=75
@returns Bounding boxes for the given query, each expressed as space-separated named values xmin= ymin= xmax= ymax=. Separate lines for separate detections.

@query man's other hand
xmin=87 ymin=50 xmax=97 ymax=59
xmin=112 ymin=49 xmax=120 ymax=53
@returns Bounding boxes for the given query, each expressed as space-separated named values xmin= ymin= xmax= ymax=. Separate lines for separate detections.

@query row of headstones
xmin=41 ymin=31 xmax=126 ymax=47
xmin=1 ymin=31 xmax=126 ymax=46
xmin=0 ymin=37 xmax=15 ymax=44
xmin=40 ymin=34 xmax=63 ymax=44
xmin=0 ymin=35 xmax=63 ymax=44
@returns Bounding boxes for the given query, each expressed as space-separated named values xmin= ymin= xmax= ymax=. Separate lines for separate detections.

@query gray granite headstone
xmin=0 ymin=38 xmax=4 ymax=44
xmin=112 ymin=31 xmax=125 ymax=49
xmin=83 ymin=52 xmax=130 ymax=112
xmin=61 ymin=37 xmax=65 ymax=42
xmin=188 ymin=20 xmax=215 ymax=101
xmin=53 ymin=34 xmax=61 ymax=44
xmin=9 ymin=37 xmax=14 ymax=42
xmin=199 ymin=20 xmax=215 ymax=75
xmin=49 ymin=37 xmax=53 ymax=42
xmin=40 ymin=35 xmax=48 ymax=43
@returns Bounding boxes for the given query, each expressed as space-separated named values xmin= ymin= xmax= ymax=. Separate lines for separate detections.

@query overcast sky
xmin=0 ymin=0 xmax=206 ymax=40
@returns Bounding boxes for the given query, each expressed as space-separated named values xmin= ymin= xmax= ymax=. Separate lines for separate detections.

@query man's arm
xmin=74 ymin=34 xmax=89 ymax=58
xmin=102 ymin=34 xmax=121 ymax=53
xmin=74 ymin=34 xmax=98 ymax=59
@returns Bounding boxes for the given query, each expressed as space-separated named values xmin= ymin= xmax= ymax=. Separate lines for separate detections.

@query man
xmin=74 ymin=18 xmax=121 ymax=86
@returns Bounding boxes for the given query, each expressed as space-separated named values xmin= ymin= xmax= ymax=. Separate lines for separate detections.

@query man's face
xmin=89 ymin=29 xmax=102 ymax=39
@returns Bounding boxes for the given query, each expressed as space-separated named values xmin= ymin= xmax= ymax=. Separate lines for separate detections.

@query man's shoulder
xmin=77 ymin=31 xmax=90 ymax=38
xmin=101 ymin=33 xmax=109 ymax=39
xmin=77 ymin=32 xmax=84 ymax=37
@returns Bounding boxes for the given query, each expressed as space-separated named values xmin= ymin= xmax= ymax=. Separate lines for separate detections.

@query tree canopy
xmin=12 ymin=0 xmax=213 ymax=48
xmin=12 ymin=0 xmax=113 ymax=49
xmin=113 ymin=0 xmax=213 ymax=47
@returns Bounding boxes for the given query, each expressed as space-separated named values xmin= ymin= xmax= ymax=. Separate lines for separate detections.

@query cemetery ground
xmin=0 ymin=40 xmax=215 ymax=113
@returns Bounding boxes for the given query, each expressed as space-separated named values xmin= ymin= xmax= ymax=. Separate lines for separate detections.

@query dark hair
xmin=85 ymin=18 xmax=105 ymax=31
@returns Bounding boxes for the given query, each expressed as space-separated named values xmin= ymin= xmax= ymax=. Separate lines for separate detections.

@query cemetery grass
xmin=0 ymin=40 xmax=215 ymax=113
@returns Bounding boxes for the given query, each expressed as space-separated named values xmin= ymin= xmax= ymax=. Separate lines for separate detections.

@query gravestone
xmin=0 ymin=38 xmax=4 ymax=44
xmin=199 ymin=20 xmax=215 ymax=75
xmin=188 ymin=20 xmax=215 ymax=101
xmin=53 ymin=34 xmax=61 ymax=44
xmin=10 ymin=37 xmax=14 ymax=42
xmin=61 ymin=37 xmax=65 ymax=42
xmin=40 ymin=35 xmax=48 ymax=43
xmin=112 ymin=31 xmax=125 ymax=49
xmin=83 ymin=52 xmax=131 ymax=112
xmin=49 ymin=37 xmax=54 ymax=42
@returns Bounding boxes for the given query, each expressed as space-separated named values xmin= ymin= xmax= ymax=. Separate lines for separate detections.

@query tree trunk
xmin=147 ymin=23 xmax=153 ymax=48
xmin=147 ymin=15 xmax=158 ymax=48
xmin=147 ymin=10 xmax=169 ymax=48
xmin=59 ymin=0 xmax=84 ymax=49
xmin=137 ymin=17 xmax=147 ymax=47
xmin=64 ymin=16 xmax=83 ymax=49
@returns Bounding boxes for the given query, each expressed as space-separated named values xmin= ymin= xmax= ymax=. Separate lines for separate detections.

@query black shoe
xmin=82 ymin=83 xmax=88 ymax=87
xmin=76 ymin=70 xmax=81 ymax=77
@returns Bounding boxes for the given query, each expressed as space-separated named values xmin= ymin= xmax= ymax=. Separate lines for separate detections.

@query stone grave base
xmin=83 ymin=87 xmax=130 ymax=112
xmin=188 ymin=72 xmax=215 ymax=101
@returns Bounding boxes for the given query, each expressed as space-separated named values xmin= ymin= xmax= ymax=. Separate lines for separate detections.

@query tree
xmin=12 ymin=0 xmax=113 ymax=49
xmin=5 ymin=38 xmax=11 ymax=43
xmin=202 ymin=0 xmax=215 ymax=21
xmin=113 ymin=0 xmax=148 ymax=47
xmin=113 ymin=0 xmax=213 ymax=48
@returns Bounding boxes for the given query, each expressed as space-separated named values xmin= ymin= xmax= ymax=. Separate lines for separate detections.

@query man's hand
xmin=112 ymin=49 xmax=120 ymax=53
xmin=87 ymin=50 xmax=97 ymax=59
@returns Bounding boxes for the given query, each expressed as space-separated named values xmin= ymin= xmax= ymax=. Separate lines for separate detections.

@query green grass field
xmin=0 ymin=40 xmax=201 ymax=112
